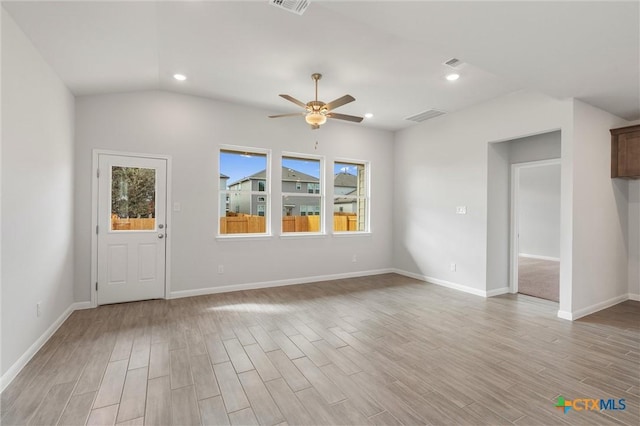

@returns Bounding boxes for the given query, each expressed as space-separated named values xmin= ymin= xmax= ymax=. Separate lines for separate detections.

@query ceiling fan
xmin=269 ymin=73 xmax=363 ymax=129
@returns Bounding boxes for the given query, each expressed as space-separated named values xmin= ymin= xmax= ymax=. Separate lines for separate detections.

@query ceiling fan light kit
xmin=269 ymin=73 xmax=363 ymax=130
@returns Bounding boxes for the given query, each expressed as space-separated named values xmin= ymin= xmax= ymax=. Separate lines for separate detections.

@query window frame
xmin=333 ymin=159 xmax=371 ymax=234
xmin=281 ymin=152 xmax=325 ymax=236
xmin=218 ymin=145 xmax=272 ymax=238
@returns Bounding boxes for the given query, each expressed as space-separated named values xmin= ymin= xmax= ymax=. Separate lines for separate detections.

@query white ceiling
xmin=3 ymin=1 xmax=639 ymax=131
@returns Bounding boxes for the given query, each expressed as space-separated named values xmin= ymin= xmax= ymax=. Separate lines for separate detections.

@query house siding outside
xmin=226 ymin=167 xmax=358 ymax=217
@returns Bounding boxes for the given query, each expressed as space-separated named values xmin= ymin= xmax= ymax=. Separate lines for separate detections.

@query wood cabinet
xmin=611 ymin=125 xmax=640 ymax=178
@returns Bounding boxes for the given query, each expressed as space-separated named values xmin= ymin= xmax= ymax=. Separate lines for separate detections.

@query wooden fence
xmin=220 ymin=213 xmax=357 ymax=234
xmin=220 ymin=214 xmax=266 ymax=234
xmin=111 ymin=216 xmax=155 ymax=230
xmin=333 ymin=213 xmax=358 ymax=232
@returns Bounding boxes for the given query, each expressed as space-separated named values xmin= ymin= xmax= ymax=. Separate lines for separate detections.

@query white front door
xmin=97 ymin=154 xmax=167 ymax=305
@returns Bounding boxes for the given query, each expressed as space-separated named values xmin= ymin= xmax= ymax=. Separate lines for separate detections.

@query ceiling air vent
xmin=444 ymin=57 xmax=465 ymax=68
xmin=269 ymin=0 xmax=311 ymax=15
xmin=405 ymin=109 xmax=446 ymax=123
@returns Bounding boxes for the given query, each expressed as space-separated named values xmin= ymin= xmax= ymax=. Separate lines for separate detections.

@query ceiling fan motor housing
xmin=307 ymin=100 xmax=327 ymax=113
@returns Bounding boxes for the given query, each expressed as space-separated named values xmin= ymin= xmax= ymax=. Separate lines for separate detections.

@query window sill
xmin=216 ymin=234 xmax=273 ymax=241
xmin=332 ymin=231 xmax=372 ymax=237
xmin=279 ymin=233 xmax=327 ymax=240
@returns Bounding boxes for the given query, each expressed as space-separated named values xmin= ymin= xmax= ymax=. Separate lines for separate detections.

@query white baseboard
xmin=0 ymin=301 xmax=80 ymax=393
xmin=170 ymin=268 xmax=395 ymax=299
xmin=628 ymin=293 xmax=640 ymax=301
xmin=569 ymin=294 xmax=630 ymax=321
xmin=519 ymin=253 xmax=560 ymax=262
xmin=486 ymin=287 xmax=510 ymax=297
xmin=557 ymin=310 xmax=573 ymax=320
xmin=72 ymin=301 xmax=94 ymax=310
xmin=391 ymin=269 xmax=492 ymax=297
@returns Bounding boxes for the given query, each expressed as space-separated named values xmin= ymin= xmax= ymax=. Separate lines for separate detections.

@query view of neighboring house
xmin=334 ymin=172 xmax=357 ymax=195
xmin=219 ymin=173 xmax=229 ymax=217
xmin=225 ymin=167 xmax=358 ymax=216
xmin=334 ymin=189 xmax=357 ymax=213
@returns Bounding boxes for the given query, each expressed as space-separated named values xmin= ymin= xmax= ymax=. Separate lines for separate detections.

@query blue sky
xmin=220 ymin=151 xmax=357 ymax=186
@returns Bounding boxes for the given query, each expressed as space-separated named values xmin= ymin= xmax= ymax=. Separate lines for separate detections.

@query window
xmin=111 ymin=166 xmax=156 ymax=231
xmin=334 ymin=161 xmax=369 ymax=232
xmin=307 ymin=183 xmax=320 ymax=194
xmin=219 ymin=148 xmax=269 ymax=235
xmin=282 ymin=155 xmax=323 ymax=233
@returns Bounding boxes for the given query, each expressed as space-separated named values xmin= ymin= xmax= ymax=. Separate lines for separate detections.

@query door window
xmin=111 ymin=166 xmax=156 ymax=231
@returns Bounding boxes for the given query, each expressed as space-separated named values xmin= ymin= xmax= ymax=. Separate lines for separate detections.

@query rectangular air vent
xmin=444 ymin=58 xmax=464 ymax=68
xmin=269 ymin=0 xmax=311 ymax=15
xmin=405 ymin=109 xmax=446 ymax=123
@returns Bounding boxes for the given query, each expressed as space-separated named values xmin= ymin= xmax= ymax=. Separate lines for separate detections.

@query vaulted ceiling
xmin=4 ymin=1 xmax=638 ymax=131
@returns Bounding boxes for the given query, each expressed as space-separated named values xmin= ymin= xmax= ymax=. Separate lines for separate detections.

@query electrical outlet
xmin=352 ymin=254 xmax=357 ymax=263
xmin=218 ymin=264 xmax=224 ymax=274
xmin=36 ymin=302 xmax=42 ymax=317
xmin=450 ymin=263 xmax=457 ymax=272
xmin=456 ymin=206 xmax=467 ymax=215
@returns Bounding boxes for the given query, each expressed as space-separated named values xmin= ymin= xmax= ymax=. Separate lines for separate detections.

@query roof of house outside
xmin=335 ymin=188 xmax=357 ymax=204
xmin=227 ymin=169 xmax=359 ymax=188
xmin=228 ymin=166 xmax=318 ymax=187
xmin=334 ymin=172 xmax=357 ymax=187
xmin=220 ymin=173 xmax=230 ymax=179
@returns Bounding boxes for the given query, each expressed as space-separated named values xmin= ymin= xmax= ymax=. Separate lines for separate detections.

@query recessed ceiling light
xmin=173 ymin=74 xmax=187 ymax=81
xmin=364 ymin=113 xmax=374 ymax=119
xmin=446 ymin=73 xmax=460 ymax=81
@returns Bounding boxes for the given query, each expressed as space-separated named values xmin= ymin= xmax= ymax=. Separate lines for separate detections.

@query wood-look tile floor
xmin=1 ymin=273 xmax=639 ymax=426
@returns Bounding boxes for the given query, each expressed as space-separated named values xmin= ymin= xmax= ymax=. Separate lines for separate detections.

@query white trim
xmin=486 ymin=287 xmax=510 ymax=297
xmin=73 ymin=301 xmax=94 ymax=310
xmin=628 ymin=293 xmax=640 ymax=302
xmin=559 ymin=294 xmax=630 ymax=321
xmin=518 ymin=253 xmax=560 ymax=262
xmin=0 ymin=301 xmax=84 ymax=392
xmin=510 ymin=158 xmax=561 ymax=295
xmin=170 ymin=269 xmax=394 ymax=299
xmin=392 ymin=269 xmax=490 ymax=297
xmin=91 ymin=150 xmax=172 ymax=307
xmin=557 ymin=310 xmax=573 ymax=321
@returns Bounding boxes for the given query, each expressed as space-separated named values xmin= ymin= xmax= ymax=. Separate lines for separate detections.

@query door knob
xmin=158 ymin=234 xmax=164 ymax=239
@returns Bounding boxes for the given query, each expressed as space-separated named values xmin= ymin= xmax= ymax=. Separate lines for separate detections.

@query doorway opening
xmin=511 ymin=159 xmax=561 ymax=302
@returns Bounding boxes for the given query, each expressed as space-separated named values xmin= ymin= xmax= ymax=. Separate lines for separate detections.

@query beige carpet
xmin=518 ymin=256 xmax=560 ymax=302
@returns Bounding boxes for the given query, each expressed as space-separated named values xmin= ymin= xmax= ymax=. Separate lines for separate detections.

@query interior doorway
xmin=510 ymin=159 xmax=561 ymax=302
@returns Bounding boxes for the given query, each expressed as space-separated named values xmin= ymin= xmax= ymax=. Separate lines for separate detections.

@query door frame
xmin=509 ymin=158 xmax=561 ymax=294
xmin=91 ymin=149 xmax=172 ymax=307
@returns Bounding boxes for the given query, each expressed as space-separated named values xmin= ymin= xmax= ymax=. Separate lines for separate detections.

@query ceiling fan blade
xmin=268 ymin=113 xmax=304 ymax=118
xmin=325 ymin=94 xmax=355 ymax=111
xmin=326 ymin=112 xmax=364 ymax=123
xmin=279 ymin=94 xmax=307 ymax=109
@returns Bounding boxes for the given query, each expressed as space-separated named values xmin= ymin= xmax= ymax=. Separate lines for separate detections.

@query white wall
xmin=571 ymin=100 xmax=630 ymax=315
xmin=393 ymin=90 xmax=573 ymax=298
xmin=519 ymin=164 xmax=561 ymax=259
xmin=630 ymin=180 xmax=640 ymax=299
xmin=1 ymin=11 xmax=75 ymax=378
xmin=74 ymin=91 xmax=395 ymax=302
